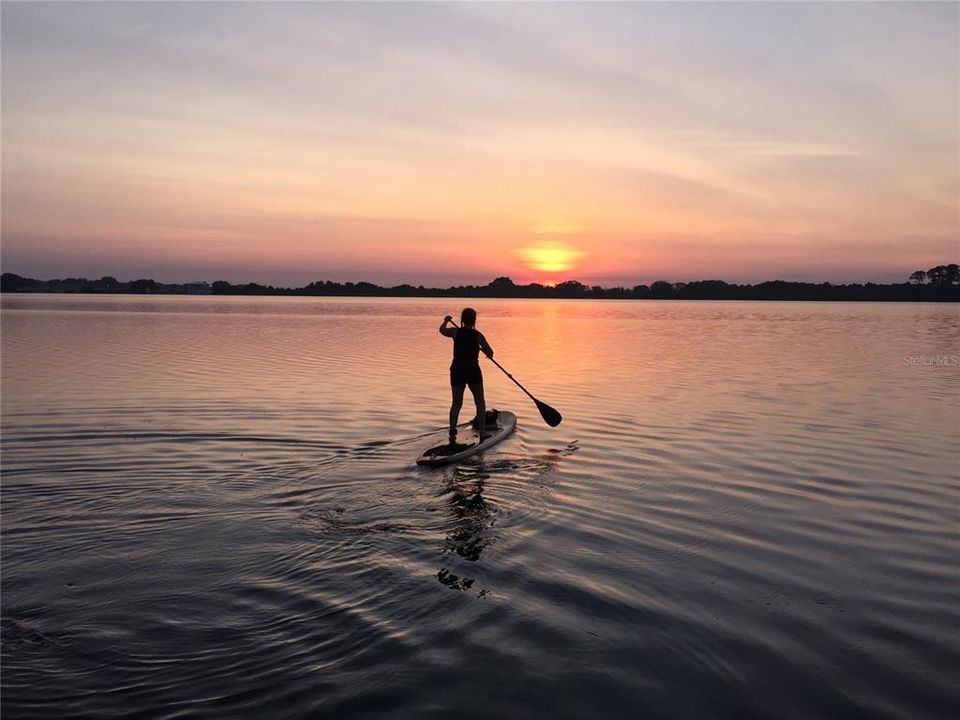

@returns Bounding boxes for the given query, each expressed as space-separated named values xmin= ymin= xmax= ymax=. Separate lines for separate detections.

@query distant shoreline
xmin=3 ymin=270 xmax=958 ymax=302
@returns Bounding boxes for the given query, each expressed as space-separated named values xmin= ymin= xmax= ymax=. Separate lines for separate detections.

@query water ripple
xmin=3 ymin=297 xmax=958 ymax=718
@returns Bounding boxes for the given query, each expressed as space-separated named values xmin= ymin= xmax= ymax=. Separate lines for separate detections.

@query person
xmin=439 ymin=308 xmax=494 ymax=445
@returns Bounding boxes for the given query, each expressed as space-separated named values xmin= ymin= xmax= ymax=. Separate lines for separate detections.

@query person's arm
xmin=439 ymin=315 xmax=457 ymax=338
xmin=478 ymin=333 xmax=493 ymax=358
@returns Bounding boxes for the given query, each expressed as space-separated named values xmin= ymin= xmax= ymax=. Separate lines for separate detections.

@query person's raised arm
xmin=479 ymin=333 xmax=493 ymax=359
xmin=439 ymin=315 xmax=457 ymax=338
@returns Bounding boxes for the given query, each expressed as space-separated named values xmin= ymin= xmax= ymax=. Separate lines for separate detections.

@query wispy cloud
xmin=2 ymin=1 xmax=956 ymax=284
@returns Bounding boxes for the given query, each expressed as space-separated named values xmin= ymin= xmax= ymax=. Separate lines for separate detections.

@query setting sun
xmin=518 ymin=244 xmax=586 ymax=274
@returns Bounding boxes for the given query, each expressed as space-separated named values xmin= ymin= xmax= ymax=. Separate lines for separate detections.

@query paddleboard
xmin=416 ymin=411 xmax=517 ymax=466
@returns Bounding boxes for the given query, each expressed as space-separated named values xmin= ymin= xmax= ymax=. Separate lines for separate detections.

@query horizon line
xmin=4 ymin=265 xmax=958 ymax=292
xmin=2 ymin=263 xmax=958 ymax=290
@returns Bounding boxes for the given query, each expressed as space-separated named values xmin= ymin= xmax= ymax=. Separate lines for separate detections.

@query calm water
xmin=2 ymin=295 xmax=958 ymax=719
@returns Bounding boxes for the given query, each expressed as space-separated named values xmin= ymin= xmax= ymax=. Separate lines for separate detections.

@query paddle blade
xmin=535 ymin=399 xmax=562 ymax=427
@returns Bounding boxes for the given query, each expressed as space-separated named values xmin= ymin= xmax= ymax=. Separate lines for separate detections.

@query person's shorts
xmin=450 ymin=366 xmax=482 ymax=387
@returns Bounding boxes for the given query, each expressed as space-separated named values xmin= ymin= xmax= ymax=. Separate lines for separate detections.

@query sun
xmin=518 ymin=243 xmax=585 ymax=273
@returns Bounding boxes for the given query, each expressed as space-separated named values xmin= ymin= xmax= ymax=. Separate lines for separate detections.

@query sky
xmin=2 ymin=1 xmax=957 ymax=287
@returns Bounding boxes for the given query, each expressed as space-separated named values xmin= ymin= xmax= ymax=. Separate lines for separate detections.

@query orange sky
xmin=2 ymin=2 xmax=957 ymax=286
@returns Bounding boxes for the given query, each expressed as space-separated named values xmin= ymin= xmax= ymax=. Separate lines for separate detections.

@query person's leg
xmin=449 ymin=384 xmax=465 ymax=442
xmin=468 ymin=381 xmax=488 ymax=437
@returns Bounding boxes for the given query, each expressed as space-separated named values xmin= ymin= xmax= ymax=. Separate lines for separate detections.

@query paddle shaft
xmin=450 ymin=321 xmax=540 ymax=402
xmin=486 ymin=355 xmax=538 ymax=403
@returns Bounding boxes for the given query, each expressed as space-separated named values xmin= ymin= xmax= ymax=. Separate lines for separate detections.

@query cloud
xmin=2 ymin=2 xmax=956 ymax=285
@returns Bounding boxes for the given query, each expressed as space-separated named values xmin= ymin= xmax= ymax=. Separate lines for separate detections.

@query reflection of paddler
xmin=439 ymin=308 xmax=494 ymax=445
xmin=445 ymin=475 xmax=492 ymax=562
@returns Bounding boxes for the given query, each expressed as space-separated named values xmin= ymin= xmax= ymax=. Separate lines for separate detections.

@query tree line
xmin=2 ymin=266 xmax=958 ymax=301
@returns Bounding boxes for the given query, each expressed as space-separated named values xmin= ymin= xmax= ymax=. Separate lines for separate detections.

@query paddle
xmin=450 ymin=320 xmax=562 ymax=427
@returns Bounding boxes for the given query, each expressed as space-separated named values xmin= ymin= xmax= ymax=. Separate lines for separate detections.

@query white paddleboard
xmin=416 ymin=411 xmax=517 ymax=466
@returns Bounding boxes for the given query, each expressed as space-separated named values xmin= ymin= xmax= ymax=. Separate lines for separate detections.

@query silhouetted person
xmin=439 ymin=308 xmax=494 ymax=445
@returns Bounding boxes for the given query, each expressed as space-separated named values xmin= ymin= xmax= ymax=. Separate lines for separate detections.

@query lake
xmin=2 ymin=295 xmax=958 ymax=719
